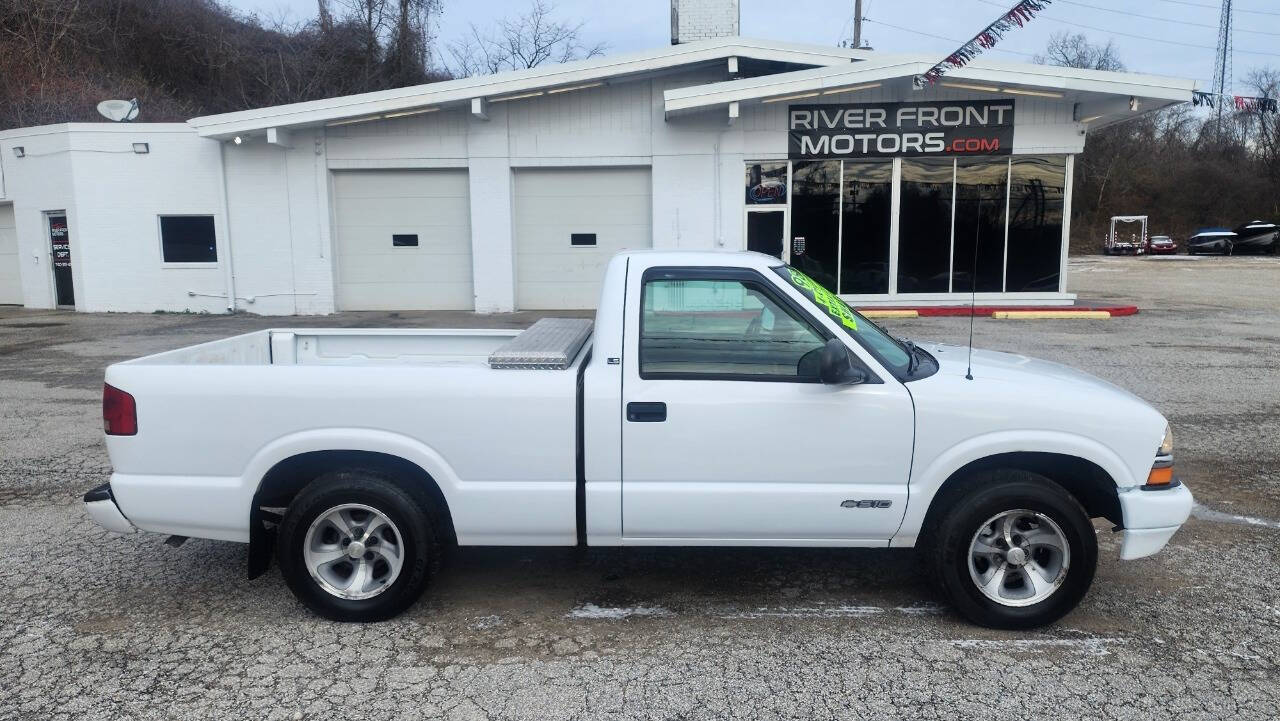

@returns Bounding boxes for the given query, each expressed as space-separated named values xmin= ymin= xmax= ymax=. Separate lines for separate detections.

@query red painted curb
xmin=857 ymin=305 xmax=1139 ymax=317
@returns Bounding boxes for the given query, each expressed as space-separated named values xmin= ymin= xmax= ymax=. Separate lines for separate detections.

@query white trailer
xmin=1105 ymin=215 xmax=1149 ymax=255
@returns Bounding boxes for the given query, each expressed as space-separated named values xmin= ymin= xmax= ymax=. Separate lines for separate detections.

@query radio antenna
xmin=965 ymin=196 xmax=980 ymax=381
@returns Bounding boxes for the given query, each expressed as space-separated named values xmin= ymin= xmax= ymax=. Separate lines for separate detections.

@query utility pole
xmin=853 ymin=0 xmax=863 ymax=49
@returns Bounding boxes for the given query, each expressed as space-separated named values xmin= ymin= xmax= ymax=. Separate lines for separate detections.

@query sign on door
xmin=49 ymin=214 xmax=74 ymax=306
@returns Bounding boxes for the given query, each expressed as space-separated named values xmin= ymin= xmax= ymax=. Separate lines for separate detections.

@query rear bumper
xmin=1116 ymin=480 xmax=1193 ymax=560
xmin=84 ymin=483 xmax=136 ymax=534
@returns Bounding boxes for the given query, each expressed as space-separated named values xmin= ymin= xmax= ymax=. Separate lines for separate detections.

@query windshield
xmin=772 ymin=265 xmax=912 ymax=374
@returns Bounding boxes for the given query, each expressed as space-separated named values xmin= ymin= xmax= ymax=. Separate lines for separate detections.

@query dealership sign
xmin=788 ymin=100 xmax=1014 ymax=159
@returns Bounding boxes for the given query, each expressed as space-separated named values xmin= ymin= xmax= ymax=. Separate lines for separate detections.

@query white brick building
xmin=0 ymin=1 xmax=1194 ymax=315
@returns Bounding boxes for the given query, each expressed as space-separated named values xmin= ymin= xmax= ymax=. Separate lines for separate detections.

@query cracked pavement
xmin=1 ymin=255 xmax=1278 ymax=720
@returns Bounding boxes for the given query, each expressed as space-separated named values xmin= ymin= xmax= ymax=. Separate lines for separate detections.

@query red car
xmin=1147 ymin=235 xmax=1177 ymax=255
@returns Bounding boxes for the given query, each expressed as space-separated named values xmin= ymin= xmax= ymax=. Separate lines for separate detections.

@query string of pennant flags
xmin=1192 ymin=91 xmax=1279 ymax=113
xmin=911 ymin=2 xmax=1277 ymax=116
xmin=913 ymin=0 xmax=1053 ymax=89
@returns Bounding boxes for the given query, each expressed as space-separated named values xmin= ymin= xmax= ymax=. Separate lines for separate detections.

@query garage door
xmin=333 ymin=170 xmax=472 ymax=310
xmin=514 ymin=167 xmax=652 ymax=309
xmin=0 ymin=204 xmax=19 ymax=305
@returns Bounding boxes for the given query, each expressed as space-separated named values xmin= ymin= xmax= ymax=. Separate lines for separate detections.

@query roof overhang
xmin=664 ymin=57 xmax=1198 ymax=128
xmin=188 ymin=37 xmax=864 ymax=140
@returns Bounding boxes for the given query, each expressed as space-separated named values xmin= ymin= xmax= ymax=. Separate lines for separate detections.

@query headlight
xmin=1159 ymin=425 xmax=1173 ymax=456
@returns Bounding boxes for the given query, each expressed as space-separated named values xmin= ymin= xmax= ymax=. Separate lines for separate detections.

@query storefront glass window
xmin=789 ymin=160 xmax=841 ymax=292
xmin=839 ymin=160 xmax=893 ymax=294
xmin=745 ymin=162 xmax=788 ymax=205
xmin=898 ymin=158 xmax=954 ymax=293
xmin=952 ymin=157 xmax=1009 ymax=293
xmin=1006 ymin=156 xmax=1066 ymax=291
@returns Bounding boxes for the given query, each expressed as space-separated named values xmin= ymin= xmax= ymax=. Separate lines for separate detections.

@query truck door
xmin=620 ymin=266 xmax=914 ymax=543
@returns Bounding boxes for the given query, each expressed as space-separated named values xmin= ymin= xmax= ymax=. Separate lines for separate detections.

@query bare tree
xmin=446 ymin=0 xmax=606 ymax=77
xmin=1241 ymin=67 xmax=1280 ymax=183
xmin=317 ymin=0 xmax=334 ymax=32
xmin=1034 ymin=31 xmax=1124 ymax=72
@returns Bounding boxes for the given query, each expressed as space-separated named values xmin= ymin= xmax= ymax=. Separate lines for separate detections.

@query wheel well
xmin=248 ymin=450 xmax=457 ymax=578
xmin=920 ymin=452 xmax=1122 ymax=541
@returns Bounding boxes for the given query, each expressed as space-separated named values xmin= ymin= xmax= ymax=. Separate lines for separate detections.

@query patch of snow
xmin=719 ymin=606 xmax=884 ymax=619
xmin=893 ymin=604 xmax=946 ymax=616
xmin=946 ymin=637 xmax=1126 ymax=657
xmin=567 ymin=603 xmax=672 ymax=620
xmin=1191 ymin=504 xmax=1280 ymax=530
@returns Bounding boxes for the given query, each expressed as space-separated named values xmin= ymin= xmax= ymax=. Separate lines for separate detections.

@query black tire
xmin=276 ymin=469 xmax=435 ymax=622
xmin=928 ymin=472 xmax=1097 ymax=629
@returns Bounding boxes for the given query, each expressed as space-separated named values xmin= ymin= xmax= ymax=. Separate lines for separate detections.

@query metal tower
xmin=1212 ymin=0 xmax=1233 ymax=127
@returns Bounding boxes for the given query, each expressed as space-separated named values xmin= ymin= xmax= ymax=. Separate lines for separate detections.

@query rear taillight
xmin=103 ymin=383 xmax=137 ymax=436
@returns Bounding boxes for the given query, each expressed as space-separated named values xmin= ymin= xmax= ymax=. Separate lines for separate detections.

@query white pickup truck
xmin=85 ymin=251 xmax=1192 ymax=628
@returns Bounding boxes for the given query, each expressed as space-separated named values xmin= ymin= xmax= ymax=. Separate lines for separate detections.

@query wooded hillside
xmin=0 ymin=0 xmax=446 ymax=129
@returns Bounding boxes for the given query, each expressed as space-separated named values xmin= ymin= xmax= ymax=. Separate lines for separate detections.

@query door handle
xmin=626 ymin=402 xmax=667 ymax=422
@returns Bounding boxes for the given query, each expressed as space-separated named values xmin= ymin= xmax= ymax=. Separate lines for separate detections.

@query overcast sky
xmin=223 ymin=0 xmax=1280 ymax=93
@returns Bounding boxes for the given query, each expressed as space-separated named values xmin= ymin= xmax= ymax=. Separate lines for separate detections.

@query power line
xmin=1055 ymin=0 xmax=1280 ymax=37
xmin=862 ymin=17 xmax=1038 ymax=58
xmin=974 ymin=0 xmax=1280 ymax=58
xmin=1152 ymin=0 xmax=1280 ymax=17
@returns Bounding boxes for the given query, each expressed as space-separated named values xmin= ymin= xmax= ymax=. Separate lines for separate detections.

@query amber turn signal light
xmin=1146 ymin=465 xmax=1174 ymax=485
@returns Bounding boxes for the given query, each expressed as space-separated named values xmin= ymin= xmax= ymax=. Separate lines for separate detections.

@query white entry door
xmin=333 ymin=170 xmax=473 ymax=310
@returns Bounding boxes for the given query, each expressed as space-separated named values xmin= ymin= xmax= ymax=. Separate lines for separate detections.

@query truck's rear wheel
xmin=277 ymin=470 xmax=434 ymax=622
xmin=930 ymin=475 xmax=1097 ymax=629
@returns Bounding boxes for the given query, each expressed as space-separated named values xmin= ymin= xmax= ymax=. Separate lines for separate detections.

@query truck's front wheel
xmin=277 ymin=470 xmax=434 ymax=622
xmin=930 ymin=475 xmax=1097 ymax=629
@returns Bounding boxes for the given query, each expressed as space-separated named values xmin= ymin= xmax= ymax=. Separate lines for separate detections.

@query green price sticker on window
xmin=785 ymin=268 xmax=858 ymax=331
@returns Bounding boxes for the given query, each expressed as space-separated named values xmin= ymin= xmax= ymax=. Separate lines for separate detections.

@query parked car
xmin=1146 ymin=235 xmax=1177 ymax=255
xmin=1186 ymin=227 xmax=1237 ymax=255
xmin=84 ymin=250 xmax=1192 ymax=629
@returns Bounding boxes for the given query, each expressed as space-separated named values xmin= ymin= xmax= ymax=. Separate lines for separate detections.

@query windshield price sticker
xmin=786 ymin=268 xmax=857 ymax=331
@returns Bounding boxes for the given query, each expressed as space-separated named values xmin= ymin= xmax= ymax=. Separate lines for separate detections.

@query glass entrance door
xmin=48 ymin=214 xmax=74 ymax=307
xmin=746 ymin=211 xmax=785 ymax=259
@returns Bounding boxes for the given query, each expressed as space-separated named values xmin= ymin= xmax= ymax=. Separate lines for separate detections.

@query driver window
xmin=640 ymin=278 xmax=827 ymax=379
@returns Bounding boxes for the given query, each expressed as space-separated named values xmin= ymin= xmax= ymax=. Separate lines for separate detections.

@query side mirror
xmin=819 ymin=338 xmax=866 ymax=385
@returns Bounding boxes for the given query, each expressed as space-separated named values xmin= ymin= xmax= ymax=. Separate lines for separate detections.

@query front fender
xmin=890 ymin=430 xmax=1137 ymax=547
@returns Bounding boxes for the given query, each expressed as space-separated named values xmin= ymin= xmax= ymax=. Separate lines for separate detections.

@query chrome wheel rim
xmin=303 ymin=503 xmax=405 ymax=600
xmin=967 ymin=509 xmax=1070 ymax=607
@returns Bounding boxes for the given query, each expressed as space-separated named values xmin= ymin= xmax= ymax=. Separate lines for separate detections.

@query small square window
xmin=160 ymin=216 xmax=217 ymax=263
xmin=392 ymin=234 xmax=419 ymax=247
xmin=571 ymin=233 xmax=597 ymax=247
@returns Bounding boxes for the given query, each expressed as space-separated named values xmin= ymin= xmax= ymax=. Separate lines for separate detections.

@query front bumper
xmin=84 ymin=483 xmax=135 ymax=534
xmin=1116 ymin=480 xmax=1193 ymax=560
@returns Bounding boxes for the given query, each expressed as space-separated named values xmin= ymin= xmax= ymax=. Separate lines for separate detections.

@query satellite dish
xmin=96 ymin=98 xmax=139 ymax=122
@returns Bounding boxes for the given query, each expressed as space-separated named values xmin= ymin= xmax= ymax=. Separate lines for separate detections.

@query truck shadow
xmin=429 ymin=545 xmax=938 ymax=616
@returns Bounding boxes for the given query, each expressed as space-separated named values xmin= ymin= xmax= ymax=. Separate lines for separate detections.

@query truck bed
xmin=105 ymin=321 xmax=592 ymax=545
xmin=123 ymin=318 xmax=593 ymax=370
xmin=123 ymin=328 xmax=519 ymax=367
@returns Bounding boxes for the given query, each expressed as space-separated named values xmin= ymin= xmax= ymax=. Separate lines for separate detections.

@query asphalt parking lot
xmin=1 ymin=254 xmax=1278 ymax=720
